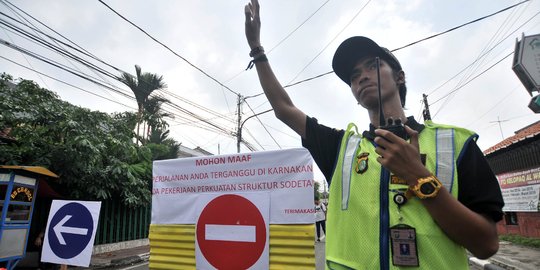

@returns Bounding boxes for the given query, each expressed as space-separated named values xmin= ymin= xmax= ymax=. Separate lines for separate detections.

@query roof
xmin=177 ymin=145 xmax=213 ymax=158
xmin=484 ymin=120 xmax=540 ymax=155
xmin=0 ymin=165 xmax=59 ymax=178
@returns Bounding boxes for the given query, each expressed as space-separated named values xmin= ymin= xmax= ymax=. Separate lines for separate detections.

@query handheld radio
xmin=375 ymin=57 xmax=409 ymax=140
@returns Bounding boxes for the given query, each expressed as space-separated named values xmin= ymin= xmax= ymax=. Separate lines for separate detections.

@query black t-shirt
xmin=301 ymin=116 xmax=504 ymax=222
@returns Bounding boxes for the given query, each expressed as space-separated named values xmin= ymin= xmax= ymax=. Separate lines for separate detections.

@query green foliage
xmin=119 ymin=65 xmax=167 ymax=144
xmin=0 ymin=73 xmax=179 ymax=207
xmin=499 ymin=234 xmax=540 ymax=249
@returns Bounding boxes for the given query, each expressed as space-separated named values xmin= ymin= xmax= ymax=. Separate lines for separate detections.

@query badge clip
xmin=355 ymin=153 xmax=369 ymax=174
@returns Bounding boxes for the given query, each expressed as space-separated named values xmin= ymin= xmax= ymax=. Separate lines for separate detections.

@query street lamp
xmin=236 ymin=109 xmax=273 ymax=153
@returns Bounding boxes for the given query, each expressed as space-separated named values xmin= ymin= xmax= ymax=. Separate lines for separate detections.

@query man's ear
xmin=396 ymin=70 xmax=405 ymax=84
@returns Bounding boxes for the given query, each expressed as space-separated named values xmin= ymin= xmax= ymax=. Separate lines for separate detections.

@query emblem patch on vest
xmin=355 ymin=152 xmax=369 ymax=174
xmin=391 ymin=175 xmax=407 ymax=185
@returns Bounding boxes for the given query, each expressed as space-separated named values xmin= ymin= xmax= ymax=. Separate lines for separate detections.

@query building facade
xmin=484 ymin=121 xmax=540 ymax=238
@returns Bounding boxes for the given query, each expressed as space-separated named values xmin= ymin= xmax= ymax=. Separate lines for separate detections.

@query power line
xmin=244 ymin=101 xmax=281 ymax=149
xmin=223 ymin=0 xmax=332 ymax=84
xmin=1 ymin=5 xmax=241 ymax=139
xmin=426 ymin=11 xmax=539 ymax=97
xmin=287 ymin=0 xmax=372 ymax=83
xmin=1 ymin=2 xmax=250 ymax=151
xmin=1 ymin=0 xmax=115 ymax=71
xmin=429 ymin=3 xmax=535 ymax=117
xmin=266 ymin=0 xmax=331 ymax=55
xmin=430 ymin=51 xmax=513 ymax=106
xmin=390 ymin=0 xmax=530 ymax=52
xmin=0 ymin=55 xmax=136 ymax=110
xmin=0 ymin=0 xmax=119 ymax=99
xmin=0 ymin=38 xmax=136 ymax=99
xmin=267 ymin=0 xmax=531 ymax=91
xmin=98 ymin=0 xmax=240 ymax=96
xmin=0 ymin=16 xmax=123 ymax=83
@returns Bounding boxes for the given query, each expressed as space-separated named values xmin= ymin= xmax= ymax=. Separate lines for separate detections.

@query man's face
xmin=349 ymin=56 xmax=402 ymax=109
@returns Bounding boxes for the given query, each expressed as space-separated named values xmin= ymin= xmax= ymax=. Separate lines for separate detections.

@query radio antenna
xmin=376 ymin=57 xmax=385 ymax=127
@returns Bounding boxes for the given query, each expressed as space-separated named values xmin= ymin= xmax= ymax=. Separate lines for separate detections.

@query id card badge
xmin=390 ymin=224 xmax=419 ymax=267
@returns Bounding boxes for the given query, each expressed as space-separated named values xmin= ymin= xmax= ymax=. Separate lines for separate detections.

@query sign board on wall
xmin=152 ymin=148 xmax=315 ymax=224
xmin=497 ymin=167 xmax=540 ymax=212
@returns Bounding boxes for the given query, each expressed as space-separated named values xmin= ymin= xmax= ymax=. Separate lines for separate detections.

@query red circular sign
xmin=196 ymin=194 xmax=267 ymax=270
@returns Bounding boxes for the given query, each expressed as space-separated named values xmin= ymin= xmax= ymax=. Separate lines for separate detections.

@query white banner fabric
xmin=502 ymin=184 xmax=540 ymax=212
xmin=152 ymin=148 xmax=315 ymax=224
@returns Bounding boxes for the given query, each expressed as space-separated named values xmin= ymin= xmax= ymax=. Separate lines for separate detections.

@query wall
xmin=498 ymin=212 xmax=540 ymax=238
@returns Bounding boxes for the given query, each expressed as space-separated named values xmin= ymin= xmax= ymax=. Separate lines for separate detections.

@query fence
xmin=94 ymin=199 xmax=151 ymax=245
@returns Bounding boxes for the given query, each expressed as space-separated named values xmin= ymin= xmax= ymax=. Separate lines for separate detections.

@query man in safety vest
xmin=243 ymin=0 xmax=504 ymax=269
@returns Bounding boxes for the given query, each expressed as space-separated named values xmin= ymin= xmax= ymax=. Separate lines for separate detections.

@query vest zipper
xmin=380 ymin=168 xmax=390 ymax=270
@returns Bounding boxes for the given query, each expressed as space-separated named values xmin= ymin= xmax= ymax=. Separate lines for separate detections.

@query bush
xmin=499 ymin=234 xmax=540 ymax=249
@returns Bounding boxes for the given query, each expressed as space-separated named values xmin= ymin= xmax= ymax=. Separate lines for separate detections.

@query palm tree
xmin=144 ymin=96 xmax=172 ymax=144
xmin=119 ymin=65 xmax=167 ymax=144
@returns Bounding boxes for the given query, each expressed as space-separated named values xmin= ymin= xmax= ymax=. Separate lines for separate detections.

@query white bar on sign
xmin=205 ymin=224 xmax=256 ymax=242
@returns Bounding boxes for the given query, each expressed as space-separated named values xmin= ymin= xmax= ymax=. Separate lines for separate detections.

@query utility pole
xmin=422 ymin=94 xmax=432 ymax=121
xmin=236 ymin=94 xmax=243 ymax=153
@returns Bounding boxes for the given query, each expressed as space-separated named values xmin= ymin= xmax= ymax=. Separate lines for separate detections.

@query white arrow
xmin=53 ymin=215 xmax=89 ymax=245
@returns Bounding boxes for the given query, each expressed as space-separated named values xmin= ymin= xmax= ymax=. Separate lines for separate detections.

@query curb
xmin=469 ymin=257 xmax=506 ymax=270
xmin=108 ymin=252 xmax=150 ymax=267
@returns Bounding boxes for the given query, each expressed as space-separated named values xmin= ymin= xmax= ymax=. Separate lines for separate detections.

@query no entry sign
xmin=196 ymin=193 xmax=269 ymax=270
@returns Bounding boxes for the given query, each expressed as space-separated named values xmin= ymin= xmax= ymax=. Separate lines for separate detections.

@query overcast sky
xmin=1 ymin=0 xmax=539 ymax=183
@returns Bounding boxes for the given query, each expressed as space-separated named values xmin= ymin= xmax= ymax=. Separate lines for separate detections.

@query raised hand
xmin=244 ymin=0 xmax=261 ymax=49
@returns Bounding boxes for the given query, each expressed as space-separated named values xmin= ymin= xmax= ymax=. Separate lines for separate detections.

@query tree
xmin=143 ymin=95 xmax=172 ymax=144
xmin=119 ymin=65 xmax=167 ymax=145
xmin=0 ymin=74 xmax=151 ymax=207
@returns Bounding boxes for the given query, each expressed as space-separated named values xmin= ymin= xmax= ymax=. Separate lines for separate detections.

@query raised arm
xmin=244 ymin=0 xmax=307 ymax=138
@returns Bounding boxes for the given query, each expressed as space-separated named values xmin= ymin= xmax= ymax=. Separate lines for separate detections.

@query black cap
xmin=332 ymin=36 xmax=402 ymax=85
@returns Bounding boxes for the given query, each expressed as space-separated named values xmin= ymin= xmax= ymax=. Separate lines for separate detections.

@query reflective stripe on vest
xmin=341 ymin=129 xmax=455 ymax=192
xmin=436 ymin=128 xmax=455 ymax=191
xmin=341 ymin=134 xmax=361 ymax=210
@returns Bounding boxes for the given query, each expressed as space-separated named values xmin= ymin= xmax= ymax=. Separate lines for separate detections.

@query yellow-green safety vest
xmin=326 ymin=120 xmax=476 ymax=270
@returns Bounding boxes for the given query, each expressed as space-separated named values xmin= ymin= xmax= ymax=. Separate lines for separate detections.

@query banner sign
xmin=497 ymin=167 xmax=540 ymax=212
xmin=501 ymin=184 xmax=540 ymax=212
xmin=152 ymin=148 xmax=315 ymax=224
xmin=497 ymin=167 xmax=540 ymax=188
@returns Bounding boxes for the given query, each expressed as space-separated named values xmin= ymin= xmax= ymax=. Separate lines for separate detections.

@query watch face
xmin=420 ymin=182 xmax=435 ymax=195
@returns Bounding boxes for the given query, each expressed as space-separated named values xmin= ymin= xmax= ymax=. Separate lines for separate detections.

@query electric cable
xmin=0 ymin=0 xmax=120 ymax=99
xmin=244 ymin=100 xmax=281 ymax=148
xmin=262 ymin=0 xmax=531 ymax=92
xmin=1 ymin=38 xmax=135 ymax=99
xmin=1 ymin=3 xmax=244 ymax=150
xmin=390 ymin=0 xmax=530 ymax=52
xmin=224 ymin=0 xmax=332 ymax=84
xmin=426 ymin=10 xmax=539 ymax=97
xmin=430 ymin=51 xmax=513 ymax=106
xmin=0 ymin=55 xmax=137 ymax=110
xmin=287 ymin=0 xmax=372 ymax=83
xmin=98 ymin=0 xmax=240 ymax=96
xmin=1 ymin=10 xmax=239 ymax=140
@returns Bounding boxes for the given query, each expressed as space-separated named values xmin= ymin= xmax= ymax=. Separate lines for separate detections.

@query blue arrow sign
xmin=47 ymin=202 xmax=94 ymax=259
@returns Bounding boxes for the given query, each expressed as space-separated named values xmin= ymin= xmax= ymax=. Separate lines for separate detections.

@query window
xmin=504 ymin=212 xmax=518 ymax=225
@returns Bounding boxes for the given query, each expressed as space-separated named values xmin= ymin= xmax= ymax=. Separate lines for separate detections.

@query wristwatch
xmin=409 ymin=175 xmax=442 ymax=199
